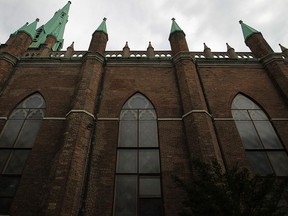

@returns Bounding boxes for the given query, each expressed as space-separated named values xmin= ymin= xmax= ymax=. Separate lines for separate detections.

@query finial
xmin=170 ymin=18 xmax=184 ymax=35
xmin=68 ymin=41 xmax=74 ymax=49
xmin=226 ymin=42 xmax=233 ymax=50
xmin=226 ymin=43 xmax=237 ymax=58
xmin=36 ymin=18 xmax=39 ymax=22
xmin=148 ymin=41 xmax=153 ymax=49
xmin=68 ymin=1 xmax=72 ymax=4
xmin=239 ymin=20 xmax=243 ymax=24
xmin=124 ymin=41 xmax=129 ymax=48
xmin=203 ymin=42 xmax=209 ymax=49
xmin=279 ymin=44 xmax=287 ymax=52
xmin=203 ymin=43 xmax=213 ymax=58
xmin=103 ymin=17 xmax=107 ymax=21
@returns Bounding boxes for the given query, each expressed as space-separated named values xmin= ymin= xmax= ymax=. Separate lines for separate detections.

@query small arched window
xmin=232 ymin=94 xmax=288 ymax=176
xmin=0 ymin=93 xmax=45 ymax=214
xmin=114 ymin=93 xmax=163 ymax=216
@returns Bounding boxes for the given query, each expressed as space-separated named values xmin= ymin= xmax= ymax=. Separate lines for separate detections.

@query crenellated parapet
xmin=21 ymin=48 xmax=259 ymax=60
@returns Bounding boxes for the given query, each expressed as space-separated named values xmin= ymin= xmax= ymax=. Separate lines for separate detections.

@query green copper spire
xmin=29 ymin=1 xmax=71 ymax=51
xmin=170 ymin=18 xmax=184 ymax=35
xmin=96 ymin=18 xmax=108 ymax=35
xmin=15 ymin=18 xmax=39 ymax=39
xmin=239 ymin=20 xmax=260 ymax=40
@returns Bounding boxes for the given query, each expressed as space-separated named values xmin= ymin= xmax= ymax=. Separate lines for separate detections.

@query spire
xmin=15 ymin=18 xmax=39 ymax=40
xmin=169 ymin=18 xmax=188 ymax=55
xmin=96 ymin=18 xmax=108 ymax=35
xmin=239 ymin=20 xmax=260 ymax=40
xmin=170 ymin=18 xmax=185 ymax=35
xmin=29 ymin=1 xmax=71 ymax=51
xmin=88 ymin=18 xmax=108 ymax=53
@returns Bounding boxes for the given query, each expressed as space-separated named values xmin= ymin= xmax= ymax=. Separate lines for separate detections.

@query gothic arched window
xmin=232 ymin=94 xmax=288 ymax=176
xmin=114 ymin=93 xmax=163 ymax=216
xmin=0 ymin=93 xmax=45 ymax=214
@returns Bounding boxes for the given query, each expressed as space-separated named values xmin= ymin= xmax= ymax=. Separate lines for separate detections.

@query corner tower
xmin=169 ymin=18 xmax=189 ymax=55
xmin=88 ymin=17 xmax=108 ymax=54
xmin=240 ymin=20 xmax=288 ymax=102
xmin=0 ymin=19 xmax=38 ymax=93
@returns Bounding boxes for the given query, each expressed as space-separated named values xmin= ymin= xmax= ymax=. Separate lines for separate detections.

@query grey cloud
xmin=0 ymin=0 xmax=287 ymax=52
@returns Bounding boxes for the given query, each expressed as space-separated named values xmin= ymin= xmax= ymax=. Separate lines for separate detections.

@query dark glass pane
xmin=139 ymin=110 xmax=156 ymax=120
xmin=0 ymin=150 xmax=11 ymax=171
xmin=27 ymin=109 xmax=45 ymax=119
xmin=19 ymin=94 xmax=45 ymax=108
xmin=232 ymin=95 xmax=259 ymax=110
xmin=123 ymin=93 xmax=153 ymax=109
xmin=3 ymin=150 xmax=31 ymax=174
xmin=116 ymin=150 xmax=137 ymax=173
xmin=15 ymin=120 xmax=42 ymax=148
xmin=0 ymin=120 xmax=24 ymax=147
xmin=248 ymin=110 xmax=268 ymax=120
xmin=0 ymin=198 xmax=12 ymax=214
xmin=139 ymin=150 xmax=160 ymax=173
xmin=254 ymin=121 xmax=282 ymax=149
xmin=139 ymin=121 xmax=158 ymax=147
xmin=140 ymin=199 xmax=162 ymax=216
xmin=114 ymin=175 xmax=137 ymax=216
xmin=234 ymin=121 xmax=262 ymax=149
xmin=231 ymin=110 xmax=250 ymax=120
xmin=246 ymin=151 xmax=273 ymax=175
xmin=139 ymin=176 xmax=161 ymax=197
xmin=0 ymin=176 xmax=20 ymax=196
xmin=10 ymin=109 xmax=27 ymax=119
xmin=268 ymin=151 xmax=288 ymax=176
xmin=118 ymin=120 xmax=137 ymax=147
xmin=120 ymin=110 xmax=137 ymax=120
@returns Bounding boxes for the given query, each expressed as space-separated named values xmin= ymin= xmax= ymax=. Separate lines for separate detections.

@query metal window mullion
xmin=12 ymin=108 xmax=30 ymax=149
xmin=1 ymin=147 xmax=32 ymax=175
xmin=248 ymin=110 xmax=275 ymax=174
xmin=137 ymin=109 xmax=140 ymax=216
xmin=247 ymin=109 xmax=265 ymax=149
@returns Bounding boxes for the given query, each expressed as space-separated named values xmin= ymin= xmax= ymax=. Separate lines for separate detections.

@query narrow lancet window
xmin=0 ymin=93 xmax=45 ymax=214
xmin=114 ymin=93 xmax=163 ymax=216
xmin=232 ymin=94 xmax=288 ymax=176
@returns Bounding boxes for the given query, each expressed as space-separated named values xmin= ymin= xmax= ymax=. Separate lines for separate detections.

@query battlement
xmin=21 ymin=49 xmax=288 ymax=61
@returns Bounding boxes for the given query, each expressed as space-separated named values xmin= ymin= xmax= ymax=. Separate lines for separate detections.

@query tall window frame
xmin=113 ymin=93 xmax=163 ymax=216
xmin=231 ymin=93 xmax=288 ymax=176
xmin=0 ymin=93 xmax=46 ymax=214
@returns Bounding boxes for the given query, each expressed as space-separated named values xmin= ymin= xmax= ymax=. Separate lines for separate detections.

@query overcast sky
xmin=0 ymin=0 xmax=287 ymax=52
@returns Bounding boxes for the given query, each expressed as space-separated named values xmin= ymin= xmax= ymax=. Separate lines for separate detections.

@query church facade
xmin=1 ymin=2 xmax=288 ymax=215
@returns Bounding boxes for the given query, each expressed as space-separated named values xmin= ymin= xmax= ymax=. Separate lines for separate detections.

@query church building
xmin=0 ymin=2 xmax=288 ymax=215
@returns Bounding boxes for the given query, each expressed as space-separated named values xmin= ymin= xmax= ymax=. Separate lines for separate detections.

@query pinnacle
xmin=239 ymin=20 xmax=260 ymax=40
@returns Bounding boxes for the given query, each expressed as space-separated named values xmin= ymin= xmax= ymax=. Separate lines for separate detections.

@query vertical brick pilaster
xmin=173 ymin=56 xmax=223 ymax=164
xmin=169 ymin=31 xmax=223 ymax=165
xmin=44 ymin=54 xmax=106 ymax=216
